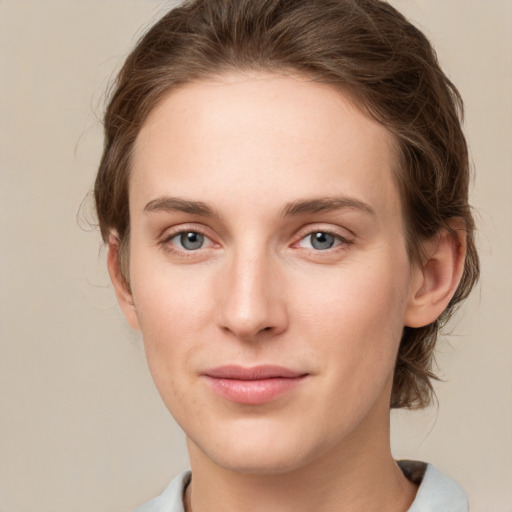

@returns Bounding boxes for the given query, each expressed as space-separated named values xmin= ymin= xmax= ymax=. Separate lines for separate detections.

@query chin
xmin=201 ymin=444 xmax=313 ymax=476
xmin=186 ymin=417 xmax=333 ymax=476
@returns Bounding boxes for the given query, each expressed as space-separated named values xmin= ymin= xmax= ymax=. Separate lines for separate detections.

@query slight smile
xmin=202 ymin=365 xmax=309 ymax=405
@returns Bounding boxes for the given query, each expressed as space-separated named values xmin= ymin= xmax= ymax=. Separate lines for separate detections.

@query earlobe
xmin=404 ymin=220 xmax=466 ymax=328
xmin=107 ymin=234 xmax=141 ymax=331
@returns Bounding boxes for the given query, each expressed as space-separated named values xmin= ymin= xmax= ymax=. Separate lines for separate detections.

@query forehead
xmin=130 ymin=72 xmax=400 ymax=221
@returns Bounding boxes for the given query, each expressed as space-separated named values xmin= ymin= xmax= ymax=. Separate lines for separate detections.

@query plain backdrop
xmin=0 ymin=1 xmax=511 ymax=511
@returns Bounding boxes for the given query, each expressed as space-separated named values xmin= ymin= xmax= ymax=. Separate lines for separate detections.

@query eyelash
xmin=159 ymin=227 xmax=216 ymax=257
xmin=299 ymin=229 xmax=353 ymax=247
xmin=158 ymin=227 xmax=354 ymax=257
xmin=292 ymin=229 xmax=354 ymax=254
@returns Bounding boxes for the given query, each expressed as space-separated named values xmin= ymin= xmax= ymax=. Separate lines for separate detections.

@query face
xmin=120 ymin=73 xmax=422 ymax=475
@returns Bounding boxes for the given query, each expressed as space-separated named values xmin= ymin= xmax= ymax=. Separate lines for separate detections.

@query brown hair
xmin=95 ymin=0 xmax=479 ymax=408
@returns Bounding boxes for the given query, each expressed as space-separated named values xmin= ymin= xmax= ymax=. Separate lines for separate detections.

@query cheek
xmin=129 ymin=262 xmax=214 ymax=389
xmin=293 ymin=257 xmax=409 ymax=378
xmin=297 ymin=256 xmax=408 ymax=328
xmin=130 ymin=245 xmax=213 ymax=331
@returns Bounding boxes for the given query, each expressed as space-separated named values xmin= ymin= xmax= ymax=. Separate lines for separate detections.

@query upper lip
xmin=203 ymin=365 xmax=307 ymax=380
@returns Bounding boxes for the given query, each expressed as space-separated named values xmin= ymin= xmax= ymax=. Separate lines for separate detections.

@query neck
xmin=184 ymin=413 xmax=417 ymax=512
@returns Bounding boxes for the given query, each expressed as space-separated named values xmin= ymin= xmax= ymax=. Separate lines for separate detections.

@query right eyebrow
xmin=143 ymin=196 xmax=220 ymax=217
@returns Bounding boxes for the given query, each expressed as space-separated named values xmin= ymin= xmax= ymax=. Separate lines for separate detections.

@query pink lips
xmin=203 ymin=365 xmax=308 ymax=405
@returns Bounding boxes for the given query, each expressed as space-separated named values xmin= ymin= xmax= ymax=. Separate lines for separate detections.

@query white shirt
xmin=133 ymin=462 xmax=469 ymax=512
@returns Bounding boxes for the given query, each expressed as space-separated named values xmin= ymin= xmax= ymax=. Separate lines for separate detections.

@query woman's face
xmin=120 ymin=73 xmax=421 ymax=474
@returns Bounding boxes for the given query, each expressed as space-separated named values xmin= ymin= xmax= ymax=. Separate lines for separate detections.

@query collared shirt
xmin=133 ymin=462 xmax=469 ymax=512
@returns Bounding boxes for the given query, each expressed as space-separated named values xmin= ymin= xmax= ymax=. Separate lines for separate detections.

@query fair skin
xmin=108 ymin=73 xmax=465 ymax=512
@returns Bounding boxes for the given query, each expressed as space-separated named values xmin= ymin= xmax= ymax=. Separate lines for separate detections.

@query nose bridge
xmin=217 ymin=241 xmax=287 ymax=340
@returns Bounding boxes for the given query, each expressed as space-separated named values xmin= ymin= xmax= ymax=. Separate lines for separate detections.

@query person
xmin=93 ymin=0 xmax=479 ymax=510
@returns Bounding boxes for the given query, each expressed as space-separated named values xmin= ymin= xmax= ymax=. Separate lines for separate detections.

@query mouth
xmin=202 ymin=365 xmax=309 ymax=405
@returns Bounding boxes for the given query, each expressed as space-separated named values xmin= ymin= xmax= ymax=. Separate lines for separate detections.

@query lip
xmin=202 ymin=365 xmax=308 ymax=405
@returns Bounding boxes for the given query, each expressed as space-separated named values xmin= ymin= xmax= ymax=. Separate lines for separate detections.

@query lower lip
xmin=205 ymin=376 xmax=306 ymax=405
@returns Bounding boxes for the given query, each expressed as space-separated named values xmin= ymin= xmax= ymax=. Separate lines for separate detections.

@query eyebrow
xmin=144 ymin=196 xmax=220 ymax=217
xmin=143 ymin=194 xmax=376 ymax=219
xmin=282 ymin=196 xmax=376 ymax=217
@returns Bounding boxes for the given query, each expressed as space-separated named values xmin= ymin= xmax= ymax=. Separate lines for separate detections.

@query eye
xmin=170 ymin=231 xmax=207 ymax=251
xmin=298 ymin=231 xmax=343 ymax=250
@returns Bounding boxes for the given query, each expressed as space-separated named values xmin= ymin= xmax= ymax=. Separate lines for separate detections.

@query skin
xmin=108 ymin=73 xmax=465 ymax=512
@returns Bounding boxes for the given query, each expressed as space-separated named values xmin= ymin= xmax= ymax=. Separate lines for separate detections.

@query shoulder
xmin=133 ymin=471 xmax=191 ymax=512
xmin=399 ymin=461 xmax=469 ymax=512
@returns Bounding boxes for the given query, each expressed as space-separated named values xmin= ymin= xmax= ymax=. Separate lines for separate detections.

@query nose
xmin=215 ymin=249 xmax=288 ymax=341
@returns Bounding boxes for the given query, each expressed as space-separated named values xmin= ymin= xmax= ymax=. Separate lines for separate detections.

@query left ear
xmin=404 ymin=218 xmax=466 ymax=328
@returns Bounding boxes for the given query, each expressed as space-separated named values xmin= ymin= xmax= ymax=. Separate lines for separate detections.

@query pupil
xmin=311 ymin=232 xmax=335 ymax=250
xmin=181 ymin=232 xmax=204 ymax=250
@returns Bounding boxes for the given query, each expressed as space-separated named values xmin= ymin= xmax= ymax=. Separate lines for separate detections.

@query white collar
xmin=134 ymin=462 xmax=468 ymax=512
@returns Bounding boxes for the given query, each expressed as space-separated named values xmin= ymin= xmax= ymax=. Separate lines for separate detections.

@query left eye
xmin=171 ymin=231 xmax=207 ymax=250
xmin=298 ymin=232 xmax=341 ymax=250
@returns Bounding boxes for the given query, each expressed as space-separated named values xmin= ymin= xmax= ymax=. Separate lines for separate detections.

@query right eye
xmin=169 ymin=231 xmax=208 ymax=251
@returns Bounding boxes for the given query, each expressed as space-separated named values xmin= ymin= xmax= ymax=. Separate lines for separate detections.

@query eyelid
xmin=157 ymin=222 xmax=354 ymax=256
xmin=291 ymin=224 xmax=355 ymax=246
xmin=297 ymin=233 xmax=340 ymax=250
xmin=159 ymin=224 xmax=220 ymax=254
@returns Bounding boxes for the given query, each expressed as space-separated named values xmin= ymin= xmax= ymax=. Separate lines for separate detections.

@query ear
xmin=404 ymin=219 xmax=466 ymax=328
xmin=107 ymin=235 xmax=140 ymax=331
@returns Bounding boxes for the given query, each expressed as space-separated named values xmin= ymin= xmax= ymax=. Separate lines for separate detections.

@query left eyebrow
xmin=281 ymin=195 xmax=376 ymax=218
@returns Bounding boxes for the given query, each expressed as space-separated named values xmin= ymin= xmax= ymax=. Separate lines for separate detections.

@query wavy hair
xmin=95 ymin=0 xmax=479 ymax=408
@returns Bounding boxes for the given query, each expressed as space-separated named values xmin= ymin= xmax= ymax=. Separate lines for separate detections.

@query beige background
xmin=0 ymin=1 xmax=510 ymax=511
